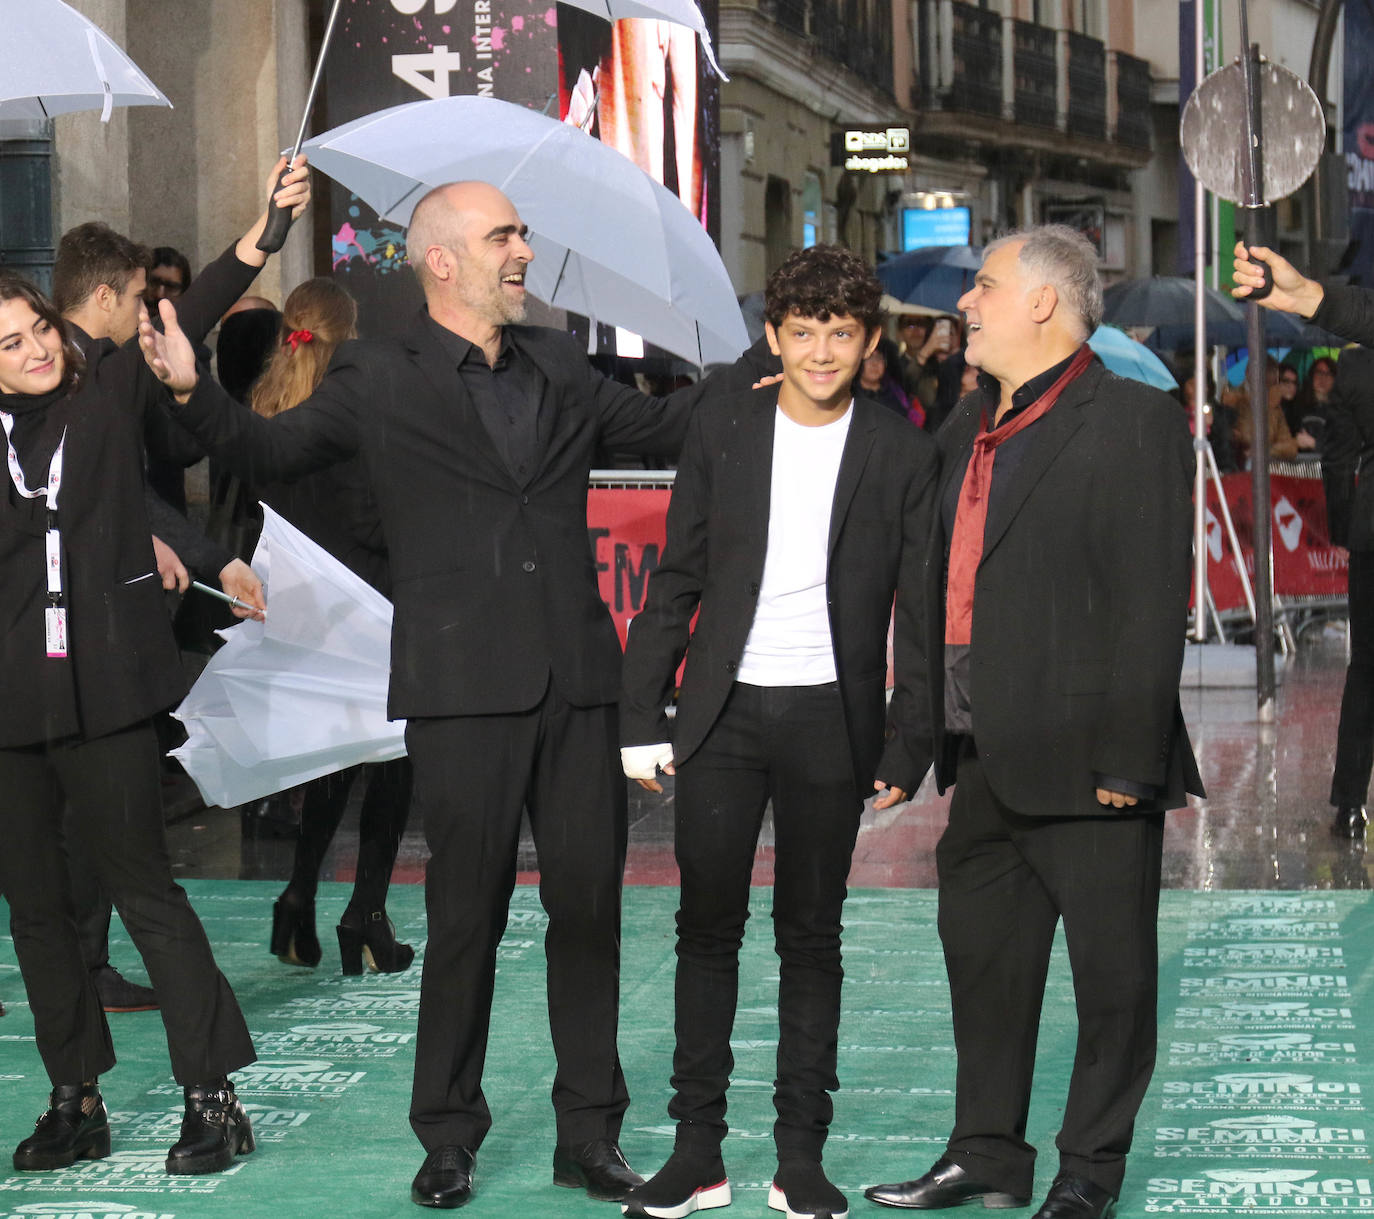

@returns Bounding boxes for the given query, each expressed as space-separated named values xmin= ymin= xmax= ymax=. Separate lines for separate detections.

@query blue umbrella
xmin=1087 ymin=325 xmax=1178 ymax=389
xmin=876 ymin=245 xmax=983 ymax=313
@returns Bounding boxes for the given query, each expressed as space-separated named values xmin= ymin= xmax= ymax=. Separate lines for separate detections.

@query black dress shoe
xmin=1031 ymin=1175 xmax=1114 ymax=1219
xmin=412 ymin=1145 xmax=476 ymax=1209
xmin=165 ymin=1079 xmax=255 ymax=1174
xmin=1333 ymin=806 xmax=1368 ymax=838
xmin=91 ymin=964 xmax=158 ymax=1013
xmin=13 ymin=1082 xmax=111 ymax=1171
xmin=554 ymin=1138 xmax=644 ymax=1201
xmin=864 ymin=1157 xmax=1029 ymax=1210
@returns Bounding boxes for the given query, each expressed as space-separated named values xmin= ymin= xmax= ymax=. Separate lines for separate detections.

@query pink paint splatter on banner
xmin=510 ymin=15 xmax=523 ymax=30
xmin=442 ymin=24 xmax=451 ymax=33
xmin=491 ymin=25 xmax=507 ymax=49
xmin=543 ymin=7 xmax=557 ymax=24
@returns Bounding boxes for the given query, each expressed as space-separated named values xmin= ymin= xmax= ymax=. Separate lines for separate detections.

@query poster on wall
xmin=322 ymin=0 xmax=559 ymax=335
xmin=1345 ymin=0 xmax=1374 ymax=287
xmin=321 ymin=0 xmax=722 ymax=348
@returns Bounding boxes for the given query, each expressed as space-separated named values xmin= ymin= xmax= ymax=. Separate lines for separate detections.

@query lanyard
xmin=0 ymin=410 xmax=69 ymax=657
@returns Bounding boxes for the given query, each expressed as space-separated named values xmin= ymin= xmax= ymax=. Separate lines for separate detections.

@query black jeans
xmin=669 ymin=681 xmax=861 ymax=1163
xmin=1332 ymin=549 xmax=1374 ymax=808
xmin=0 ymin=720 xmax=254 ymax=1085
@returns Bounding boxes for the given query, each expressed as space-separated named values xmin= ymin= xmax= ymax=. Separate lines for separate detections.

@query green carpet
xmin=0 ymin=885 xmax=1371 ymax=1217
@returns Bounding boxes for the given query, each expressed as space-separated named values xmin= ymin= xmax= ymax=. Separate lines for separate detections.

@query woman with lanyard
xmin=251 ymin=278 xmax=417 ymax=977
xmin=0 ymin=159 xmax=309 ymax=1177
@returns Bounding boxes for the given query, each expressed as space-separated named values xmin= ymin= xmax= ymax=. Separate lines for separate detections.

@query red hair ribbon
xmin=285 ymin=329 xmax=314 ymax=351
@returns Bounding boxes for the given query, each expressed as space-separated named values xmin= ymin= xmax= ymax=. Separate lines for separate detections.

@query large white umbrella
xmin=172 ymin=506 xmax=403 ymax=809
xmin=300 ymin=95 xmax=748 ymax=367
xmin=1 ymin=0 xmax=171 ymax=122
xmin=561 ymin=0 xmax=726 ymax=78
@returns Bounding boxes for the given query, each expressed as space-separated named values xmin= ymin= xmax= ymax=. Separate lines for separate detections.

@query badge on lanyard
xmin=0 ymin=413 xmax=68 ymax=659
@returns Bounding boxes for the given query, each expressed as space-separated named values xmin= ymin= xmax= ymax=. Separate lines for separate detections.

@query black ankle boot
xmin=13 ymin=1082 xmax=111 ymax=1171
xmin=166 ymin=1078 xmax=255 ymax=1175
xmin=271 ymin=891 xmax=321 ymax=967
xmin=338 ymin=909 xmax=415 ymax=975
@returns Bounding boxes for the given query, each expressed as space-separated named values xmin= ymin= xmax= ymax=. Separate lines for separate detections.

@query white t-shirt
xmin=736 ymin=402 xmax=853 ymax=686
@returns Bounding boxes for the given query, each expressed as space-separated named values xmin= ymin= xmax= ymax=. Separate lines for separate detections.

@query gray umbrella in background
xmin=301 ymin=94 xmax=749 ymax=367
xmin=1 ymin=0 xmax=170 ymax=121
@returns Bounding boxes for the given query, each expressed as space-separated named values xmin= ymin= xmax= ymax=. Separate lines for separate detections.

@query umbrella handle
xmin=1239 ymin=242 xmax=1274 ymax=303
xmin=257 ymin=171 xmax=296 ymax=254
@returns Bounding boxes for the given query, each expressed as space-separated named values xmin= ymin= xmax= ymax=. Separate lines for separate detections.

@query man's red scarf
xmin=945 ymin=346 xmax=1094 ymax=646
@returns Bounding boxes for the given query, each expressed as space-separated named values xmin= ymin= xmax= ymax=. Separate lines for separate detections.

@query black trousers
xmin=1332 ymin=550 xmax=1374 ymax=808
xmin=286 ymin=757 xmax=413 ymax=910
xmin=0 ymin=720 xmax=255 ymax=1085
xmin=935 ymin=747 xmax=1163 ymax=1199
xmin=670 ymin=682 xmax=861 ymax=1162
xmin=404 ymin=684 xmax=630 ymax=1152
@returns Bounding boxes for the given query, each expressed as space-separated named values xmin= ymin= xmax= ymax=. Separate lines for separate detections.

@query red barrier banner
xmin=588 ymin=487 xmax=672 ymax=647
xmin=1203 ymin=471 xmax=1349 ymax=612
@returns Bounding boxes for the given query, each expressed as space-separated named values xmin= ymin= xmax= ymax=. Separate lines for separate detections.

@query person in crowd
xmin=1293 ymin=355 xmax=1337 ymax=453
xmin=865 ymin=226 xmax=1201 ymax=1219
xmin=0 ymin=157 xmax=308 ymax=1177
xmin=137 ymin=178 xmax=778 ymax=1210
xmin=1180 ymin=366 xmax=1237 ymax=473
xmin=1233 ymin=243 xmax=1374 ymax=840
xmin=1277 ymin=362 xmax=1302 ymax=434
xmin=1228 ymin=355 xmax=1299 ymax=465
xmin=51 ymin=221 xmax=264 ymax=1015
xmin=856 ymin=335 xmax=916 ymax=421
xmin=144 ymin=246 xmax=192 ymax=307
xmin=249 ymin=277 xmax=417 ymax=976
xmin=618 ymin=245 xmax=936 ymax=1219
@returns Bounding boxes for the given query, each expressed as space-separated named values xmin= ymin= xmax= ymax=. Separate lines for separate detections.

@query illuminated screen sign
xmin=901 ymin=206 xmax=971 ymax=251
xmin=830 ymin=127 xmax=911 ymax=174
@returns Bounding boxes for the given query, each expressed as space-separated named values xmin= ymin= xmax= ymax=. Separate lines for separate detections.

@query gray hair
xmin=985 ymin=224 xmax=1102 ymax=340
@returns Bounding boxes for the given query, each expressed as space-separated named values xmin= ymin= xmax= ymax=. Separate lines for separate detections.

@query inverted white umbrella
xmin=300 ymin=94 xmax=748 ymax=367
xmin=1 ymin=0 xmax=171 ymax=122
xmin=172 ymin=506 xmax=404 ymax=809
xmin=560 ymin=0 xmax=726 ymax=78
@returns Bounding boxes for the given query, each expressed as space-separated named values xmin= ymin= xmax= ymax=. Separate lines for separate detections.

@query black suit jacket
xmin=926 ymin=358 xmax=1204 ymax=815
xmin=173 ymin=314 xmax=774 ymax=720
xmin=619 ymin=391 xmax=938 ymax=800
xmin=0 ymin=246 xmax=259 ymax=747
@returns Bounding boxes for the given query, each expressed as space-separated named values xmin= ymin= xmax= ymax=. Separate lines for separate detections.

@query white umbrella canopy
xmin=172 ymin=506 xmax=404 ymax=809
xmin=560 ymin=0 xmax=726 ymax=78
xmin=1 ymin=0 xmax=171 ymax=121
xmin=300 ymin=94 xmax=748 ymax=367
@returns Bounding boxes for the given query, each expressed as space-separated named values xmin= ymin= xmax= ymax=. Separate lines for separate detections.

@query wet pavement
xmin=163 ymin=619 xmax=1371 ymax=895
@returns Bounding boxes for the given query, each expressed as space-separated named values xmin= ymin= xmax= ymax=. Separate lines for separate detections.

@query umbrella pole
xmin=257 ymin=0 xmax=345 ymax=254
xmin=1238 ymin=0 xmax=1276 ymax=719
xmin=1191 ymin=0 xmax=1208 ymax=642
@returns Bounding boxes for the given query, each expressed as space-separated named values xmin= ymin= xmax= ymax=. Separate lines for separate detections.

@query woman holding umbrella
xmin=0 ymin=161 xmax=308 ymax=1176
xmin=251 ymin=278 xmax=417 ymax=976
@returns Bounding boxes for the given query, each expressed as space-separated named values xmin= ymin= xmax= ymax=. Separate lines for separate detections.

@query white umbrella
xmin=300 ymin=95 xmax=748 ymax=367
xmin=560 ymin=0 xmax=726 ymax=79
xmin=1 ymin=0 xmax=171 ymax=122
xmin=172 ymin=506 xmax=403 ymax=809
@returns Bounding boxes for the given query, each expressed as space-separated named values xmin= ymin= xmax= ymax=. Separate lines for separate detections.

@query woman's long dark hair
xmin=0 ymin=272 xmax=86 ymax=395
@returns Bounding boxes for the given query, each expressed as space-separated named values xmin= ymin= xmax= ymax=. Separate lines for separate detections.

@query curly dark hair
xmin=764 ymin=244 xmax=884 ymax=333
xmin=0 ymin=273 xmax=86 ymax=394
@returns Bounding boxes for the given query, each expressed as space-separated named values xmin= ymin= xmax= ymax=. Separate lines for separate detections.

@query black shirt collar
xmin=977 ymin=347 xmax=1087 ymax=429
xmin=424 ymin=312 xmax=515 ymax=371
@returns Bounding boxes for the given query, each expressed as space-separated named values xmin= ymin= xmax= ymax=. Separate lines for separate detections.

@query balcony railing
xmin=1066 ymin=30 xmax=1106 ymax=140
xmin=762 ymin=0 xmax=893 ymax=95
xmin=1012 ymin=18 xmax=1057 ymax=129
xmin=947 ymin=1 xmax=1002 ymax=118
xmin=1114 ymin=51 xmax=1152 ymax=149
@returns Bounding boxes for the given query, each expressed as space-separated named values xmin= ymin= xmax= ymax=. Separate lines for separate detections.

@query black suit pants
xmin=405 ymin=683 xmax=630 ymax=1151
xmin=1332 ymin=550 xmax=1374 ymax=808
xmin=669 ymin=682 xmax=861 ymax=1162
xmin=935 ymin=747 xmax=1163 ymax=1198
xmin=0 ymin=720 xmax=254 ymax=1085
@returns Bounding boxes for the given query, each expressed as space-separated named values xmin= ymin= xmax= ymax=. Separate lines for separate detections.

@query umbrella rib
xmin=550 ymin=248 xmax=572 ymax=304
